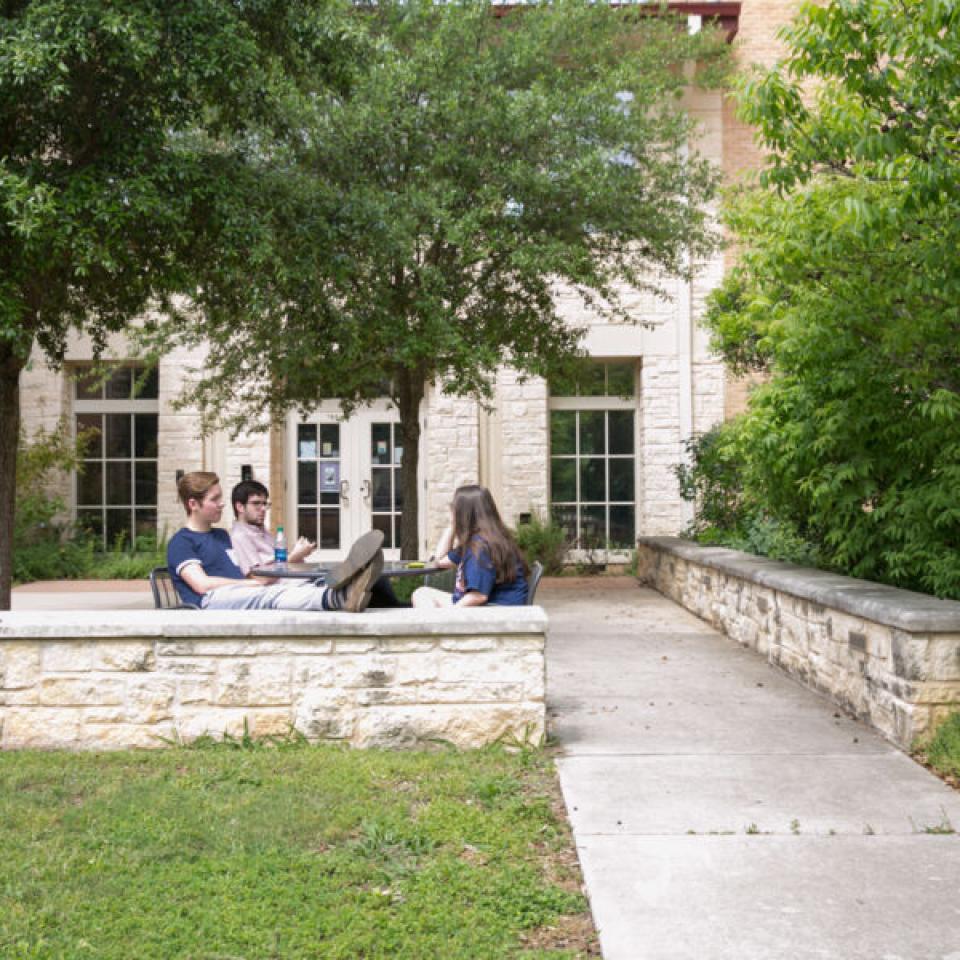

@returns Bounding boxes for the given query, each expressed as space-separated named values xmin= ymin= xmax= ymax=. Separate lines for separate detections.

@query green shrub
xmin=13 ymin=423 xmax=166 ymax=584
xmin=922 ymin=713 xmax=960 ymax=781
xmin=514 ymin=512 xmax=569 ymax=575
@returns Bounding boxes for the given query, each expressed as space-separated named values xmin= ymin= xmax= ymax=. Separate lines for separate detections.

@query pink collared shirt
xmin=230 ymin=520 xmax=276 ymax=575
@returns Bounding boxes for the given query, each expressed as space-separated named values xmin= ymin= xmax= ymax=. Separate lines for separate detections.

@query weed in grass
xmin=915 ymin=711 xmax=960 ymax=782
xmin=790 ymin=819 xmax=801 ymax=835
xmin=918 ymin=809 xmax=956 ymax=835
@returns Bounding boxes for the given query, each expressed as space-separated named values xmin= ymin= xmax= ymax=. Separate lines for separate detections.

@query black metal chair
xmin=149 ymin=566 xmax=200 ymax=610
xmin=526 ymin=561 xmax=544 ymax=605
xmin=421 ymin=558 xmax=543 ymax=604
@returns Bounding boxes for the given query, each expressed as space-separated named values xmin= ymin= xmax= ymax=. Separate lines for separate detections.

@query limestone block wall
xmin=423 ymin=385 xmax=481 ymax=554
xmin=636 ymin=537 xmax=960 ymax=749
xmin=639 ymin=356 xmax=686 ymax=535
xmin=491 ymin=368 xmax=549 ymax=528
xmin=0 ymin=608 xmax=547 ymax=751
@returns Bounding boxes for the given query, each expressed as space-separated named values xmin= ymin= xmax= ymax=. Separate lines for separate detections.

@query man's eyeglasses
xmin=247 ymin=499 xmax=271 ymax=509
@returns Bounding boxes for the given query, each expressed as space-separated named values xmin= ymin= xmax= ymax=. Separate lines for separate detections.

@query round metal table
xmin=250 ymin=561 xmax=442 ymax=581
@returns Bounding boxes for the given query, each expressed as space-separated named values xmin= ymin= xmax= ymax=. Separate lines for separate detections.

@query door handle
xmin=360 ymin=479 xmax=371 ymax=503
xmin=339 ymin=478 xmax=350 ymax=505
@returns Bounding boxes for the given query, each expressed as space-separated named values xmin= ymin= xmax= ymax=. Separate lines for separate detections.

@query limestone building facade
xmin=17 ymin=1 xmax=794 ymax=562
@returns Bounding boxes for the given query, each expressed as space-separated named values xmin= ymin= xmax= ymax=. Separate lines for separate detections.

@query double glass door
xmin=288 ymin=406 xmax=405 ymax=561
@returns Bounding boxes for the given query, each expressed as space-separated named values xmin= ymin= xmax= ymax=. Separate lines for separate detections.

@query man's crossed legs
xmin=202 ymin=531 xmax=385 ymax=612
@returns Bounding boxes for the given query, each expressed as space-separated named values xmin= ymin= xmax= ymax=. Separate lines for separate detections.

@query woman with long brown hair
xmin=413 ymin=484 xmax=529 ymax=607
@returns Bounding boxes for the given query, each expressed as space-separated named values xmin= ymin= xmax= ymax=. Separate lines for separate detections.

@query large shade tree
xmin=701 ymin=0 xmax=960 ymax=597
xmin=168 ymin=0 xmax=729 ymax=558
xmin=0 ymin=0 xmax=360 ymax=607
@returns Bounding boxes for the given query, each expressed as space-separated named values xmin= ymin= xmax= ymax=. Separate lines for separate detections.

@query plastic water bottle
xmin=274 ymin=526 xmax=288 ymax=563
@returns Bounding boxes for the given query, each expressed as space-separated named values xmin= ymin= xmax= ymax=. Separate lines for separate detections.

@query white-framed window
xmin=73 ymin=364 xmax=159 ymax=548
xmin=549 ymin=360 xmax=638 ymax=549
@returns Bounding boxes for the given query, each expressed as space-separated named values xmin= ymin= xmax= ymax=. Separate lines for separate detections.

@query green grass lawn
xmin=0 ymin=741 xmax=596 ymax=959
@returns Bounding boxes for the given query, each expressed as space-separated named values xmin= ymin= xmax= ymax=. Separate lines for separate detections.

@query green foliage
xmin=164 ymin=0 xmax=730 ymax=555
xmin=0 ymin=0 xmax=362 ymax=602
xmin=515 ymin=513 xmax=569 ymax=575
xmin=0 ymin=744 xmax=591 ymax=959
xmin=700 ymin=0 xmax=960 ymax=598
xmin=12 ymin=423 xmax=166 ymax=583
xmin=14 ymin=420 xmax=87 ymax=544
xmin=920 ymin=713 xmax=960 ymax=782
xmin=675 ymin=425 xmax=748 ymax=539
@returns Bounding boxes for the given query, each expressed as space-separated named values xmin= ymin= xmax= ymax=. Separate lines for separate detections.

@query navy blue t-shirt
xmin=167 ymin=527 xmax=244 ymax=607
xmin=449 ymin=537 xmax=527 ymax=606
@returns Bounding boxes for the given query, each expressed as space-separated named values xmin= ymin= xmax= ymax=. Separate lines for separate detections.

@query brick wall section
xmin=0 ymin=608 xmax=547 ymax=750
xmin=637 ymin=537 xmax=960 ymax=749
xmin=721 ymin=0 xmax=804 ymax=415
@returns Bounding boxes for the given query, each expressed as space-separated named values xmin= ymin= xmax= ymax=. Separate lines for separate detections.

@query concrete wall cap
xmin=0 ymin=606 xmax=548 ymax=641
xmin=638 ymin=537 xmax=960 ymax=633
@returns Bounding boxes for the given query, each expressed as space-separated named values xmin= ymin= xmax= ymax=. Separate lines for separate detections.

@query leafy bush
xmin=695 ymin=0 xmax=960 ymax=600
xmin=514 ymin=512 xmax=569 ymax=575
xmin=676 ymin=424 xmax=823 ymax=569
xmin=13 ymin=423 xmax=165 ymax=584
xmin=921 ymin=713 xmax=960 ymax=781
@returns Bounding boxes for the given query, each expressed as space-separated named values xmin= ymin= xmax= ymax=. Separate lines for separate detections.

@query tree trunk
xmin=0 ymin=343 xmax=23 ymax=610
xmin=396 ymin=368 xmax=425 ymax=560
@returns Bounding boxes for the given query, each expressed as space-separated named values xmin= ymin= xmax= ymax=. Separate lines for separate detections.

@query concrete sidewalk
xmin=539 ymin=577 xmax=960 ymax=960
xmin=12 ymin=579 xmax=153 ymax=611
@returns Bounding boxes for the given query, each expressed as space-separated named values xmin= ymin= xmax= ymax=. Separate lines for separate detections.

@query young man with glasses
xmin=230 ymin=479 xmax=315 ymax=575
xmin=229 ymin=479 xmax=408 ymax=608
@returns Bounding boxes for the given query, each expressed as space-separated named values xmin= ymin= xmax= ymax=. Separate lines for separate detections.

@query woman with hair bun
xmin=413 ymin=484 xmax=529 ymax=607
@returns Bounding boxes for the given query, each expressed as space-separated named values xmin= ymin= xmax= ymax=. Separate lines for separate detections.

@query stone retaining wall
xmin=636 ymin=537 xmax=960 ymax=750
xmin=0 ymin=608 xmax=546 ymax=751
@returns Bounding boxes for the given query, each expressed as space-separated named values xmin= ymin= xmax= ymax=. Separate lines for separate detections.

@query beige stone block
xmin=332 ymin=656 xmax=399 ymax=689
xmin=157 ymin=658 xmax=216 ymax=676
xmin=43 ymin=641 xmax=94 ymax=672
xmin=333 ymin=639 xmax=378 ymax=654
xmin=257 ymin=638 xmax=333 ymax=656
xmin=173 ymin=709 xmax=252 ymax=742
xmin=157 ymin=640 xmax=198 ymax=656
xmin=439 ymin=637 xmax=498 ymax=652
xmin=83 ymin=706 xmax=127 ymax=724
xmin=292 ymin=658 xmax=336 ymax=688
xmin=2 ymin=686 xmax=42 ymax=706
xmin=127 ymin=677 xmax=176 ymax=722
xmin=294 ymin=689 xmax=355 ymax=740
xmin=826 ymin=610 xmax=866 ymax=646
xmin=356 ymin=687 xmax=420 ymax=707
xmin=250 ymin=710 xmax=295 ymax=738
xmin=378 ymin=638 xmax=436 ymax=654
xmin=92 ymin=642 xmax=156 ymax=673
xmin=0 ymin=643 xmax=41 ymax=689
xmin=350 ymin=702 xmax=545 ymax=749
xmin=415 ymin=681 xmax=528 ymax=704
xmin=497 ymin=636 xmax=546 ymax=653
xmin=185 ymin=640 xmax=262 ymax=657
xmin=83 ymin=722 xmax=176 ymax=750
xmin=177 ymin=677 xmax=214 ymax=704
xmin=40 ymin=677 xmax=125 ymax=706
xmin=891 ymin=631 xmax=960 ymax=681
xmin=4 ymin=708 xmax=82 ymax=748
xmin=215 ymin=660 xmax=292 ymax=706
xmin=398 ymin=650 xmax=543 ymax=687
xmin=903 ymin=680 xmax=960 ymax=706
